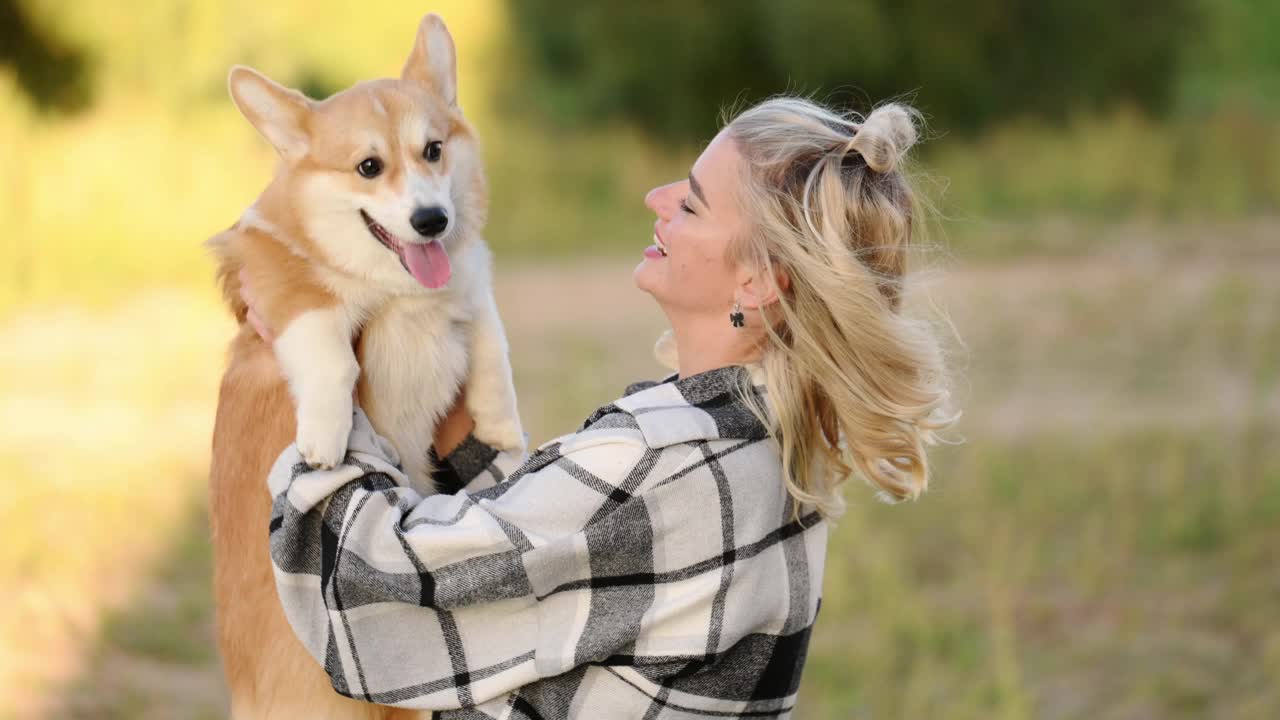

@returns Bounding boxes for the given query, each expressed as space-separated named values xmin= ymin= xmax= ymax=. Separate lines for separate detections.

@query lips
xmin=653 ymin=226 xmax=669 ymax=256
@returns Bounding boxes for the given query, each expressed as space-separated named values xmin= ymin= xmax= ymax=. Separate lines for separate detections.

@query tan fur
xmin=209 ymin=15 xmax=523 ymax=718
xmin=213 ymin=224 xmax=344 ymax=328
xmin=210 ymin=330 xmax=420 ymax=720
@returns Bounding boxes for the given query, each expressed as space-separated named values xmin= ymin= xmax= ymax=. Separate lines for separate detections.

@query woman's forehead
xmin=691 ymin=131 xmax=741 ymax=208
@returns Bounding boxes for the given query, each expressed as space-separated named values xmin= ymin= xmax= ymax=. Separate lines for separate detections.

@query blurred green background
xmin=1 ymin=1 xmax=1277 ymax=718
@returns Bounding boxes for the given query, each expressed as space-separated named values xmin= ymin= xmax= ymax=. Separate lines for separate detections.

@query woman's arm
xmin=267 ymin=409 xmax=660 ymax=710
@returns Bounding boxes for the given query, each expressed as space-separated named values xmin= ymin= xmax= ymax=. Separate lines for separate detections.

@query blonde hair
xmin=725 ymin=97 xmax=958 ymax=517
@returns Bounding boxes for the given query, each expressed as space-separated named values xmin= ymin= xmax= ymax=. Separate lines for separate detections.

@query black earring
xmin=729 ymin=300 xmax=745 ymax=328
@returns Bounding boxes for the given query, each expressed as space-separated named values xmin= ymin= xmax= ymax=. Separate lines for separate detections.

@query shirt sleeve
xmin=266 ymin=407 xmax=667 ymax=710
xmin=428 ymin=432 xmax=526 ymax=495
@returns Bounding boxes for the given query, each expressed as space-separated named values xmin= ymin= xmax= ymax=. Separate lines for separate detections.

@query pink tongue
xmin=402 ymin=241 xmax=452 ymax=289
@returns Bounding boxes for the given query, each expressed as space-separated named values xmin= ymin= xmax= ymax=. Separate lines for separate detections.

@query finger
xmin=238 ymin=267 xmax=255 ymax=306
xmin=247 ymin=306 xmax=275 ymax=343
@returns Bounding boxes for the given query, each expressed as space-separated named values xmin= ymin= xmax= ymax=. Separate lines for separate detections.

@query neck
xmin=669 ymin=310 xmax=763 ymax=378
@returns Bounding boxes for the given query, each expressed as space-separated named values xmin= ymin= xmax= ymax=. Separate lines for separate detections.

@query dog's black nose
xmin=410 ymin=206 xmax=449 ymax=238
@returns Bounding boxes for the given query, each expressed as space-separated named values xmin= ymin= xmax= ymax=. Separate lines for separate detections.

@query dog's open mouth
xmin=359 ymin=209 xmax=452 ymax=289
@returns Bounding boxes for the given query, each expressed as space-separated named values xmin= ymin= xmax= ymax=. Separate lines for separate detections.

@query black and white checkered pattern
xmin=268 ymin=365 xmax=828 ymax=719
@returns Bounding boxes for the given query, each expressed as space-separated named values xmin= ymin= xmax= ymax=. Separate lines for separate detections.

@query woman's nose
xmin=644 ymin=184 xmax=667 ymax=215
xmin=646 ymin=181 xmax=683 ymax=220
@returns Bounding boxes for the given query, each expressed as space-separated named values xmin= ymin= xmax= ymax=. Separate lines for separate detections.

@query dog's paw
xmin=466 ymin=372 xmax=526 ymax=453
xmin=472 ymin=413 xmax=526 ymax=454
xmin=296 ymin=405 xmax=353 ymax=469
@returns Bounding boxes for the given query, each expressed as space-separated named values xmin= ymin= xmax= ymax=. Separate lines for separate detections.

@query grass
xmin=0 ymin=290 xmax=231 ymax=718
xmin=61 ymin=497 xmax=226 ymax=720
xmin=930 ymin=105 xmax=1280 ymax=222
xmin=4 ymin=233 xmax=1276 ymax=718
xmin=801 ymin=424 xmax=1280 ymax=720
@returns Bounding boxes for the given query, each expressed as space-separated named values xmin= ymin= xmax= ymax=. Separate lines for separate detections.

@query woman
xmin=251 ymin=96 xmax=956 ymax=718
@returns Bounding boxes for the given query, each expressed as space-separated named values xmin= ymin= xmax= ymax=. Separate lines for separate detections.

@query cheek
xmin=669 ymin=238 xmax=736 ymax=301
xmin=678 ymin=227 xmax=731 ymax=273
xmin=297 ymin=173 xmax=362 ymax=217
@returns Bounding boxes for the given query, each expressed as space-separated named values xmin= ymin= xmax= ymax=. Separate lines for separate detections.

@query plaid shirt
xmin=268 ymin=364 xmax=828 ymax=719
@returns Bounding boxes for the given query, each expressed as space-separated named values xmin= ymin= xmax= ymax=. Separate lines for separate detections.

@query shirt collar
xmin=607 ymin=364 xmax=771 ymax=447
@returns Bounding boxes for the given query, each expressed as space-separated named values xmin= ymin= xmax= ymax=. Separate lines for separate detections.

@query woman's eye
xmin=356 ymin=157 xmax=384 ymax=178
xmin=424 ymin=140 xmax=443 ymax=163
xmin=679 ymin=198 xmax=696 ymax=215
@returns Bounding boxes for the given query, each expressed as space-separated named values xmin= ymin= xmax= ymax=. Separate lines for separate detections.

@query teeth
xmin=654 ymin=234 xmax=668 ymax=256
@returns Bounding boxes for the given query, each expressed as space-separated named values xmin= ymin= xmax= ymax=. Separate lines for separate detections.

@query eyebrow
xmin=688 ymin=173 xmax=710 ymax=210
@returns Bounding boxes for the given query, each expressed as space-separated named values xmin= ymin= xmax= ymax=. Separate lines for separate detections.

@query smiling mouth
xmin=653 ymin=232 xmax=669 ymax=256
xmin=360 ymin=209 xmax=408 ymax=271
xmin=358 ymin=208 xmax=454 ymax=289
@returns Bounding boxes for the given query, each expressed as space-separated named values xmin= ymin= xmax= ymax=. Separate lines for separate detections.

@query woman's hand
xmin=433 ymin=385 xmax=475 ymax=458
xmin=239 ymin=268 xmax=277 ymax=344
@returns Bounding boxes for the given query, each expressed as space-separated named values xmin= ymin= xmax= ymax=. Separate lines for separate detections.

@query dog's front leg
xmin=466 ymin=291 xmax=526 ymax=453
xmin=275 ymin=307 xmax=360 ymax=469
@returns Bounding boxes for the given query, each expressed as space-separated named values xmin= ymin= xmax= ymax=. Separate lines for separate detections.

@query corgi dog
xmin=207 ymin=15 xmax=524 ymax=719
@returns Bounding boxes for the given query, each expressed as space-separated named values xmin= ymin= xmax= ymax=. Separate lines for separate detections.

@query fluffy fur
xmin=207 ymin=15 xmax=524 ymax=718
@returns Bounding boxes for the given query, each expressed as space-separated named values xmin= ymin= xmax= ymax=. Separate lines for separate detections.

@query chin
xmin=632 ymin=258 xmax=665 ymax=298
xmin=632 ymin=258 xmax=651 ymax=289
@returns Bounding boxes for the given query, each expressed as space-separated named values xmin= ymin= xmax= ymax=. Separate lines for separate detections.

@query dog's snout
xmin=410 ymin=206 xmax=449 ymax=238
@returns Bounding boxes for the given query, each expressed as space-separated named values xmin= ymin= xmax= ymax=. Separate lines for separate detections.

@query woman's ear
xmin=737 ymin=261 xmax=790 ymax=310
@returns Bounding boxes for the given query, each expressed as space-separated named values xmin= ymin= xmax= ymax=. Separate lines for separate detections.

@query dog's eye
xmin=424 ymin=141 xmax=443 ymax=163
xmin=356 ymin=157 xmax=384 ymax=178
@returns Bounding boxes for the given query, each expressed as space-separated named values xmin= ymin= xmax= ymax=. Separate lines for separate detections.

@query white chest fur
xmin=291 ymin=239 xmax=523 ymax=496
xmin=357 ymin=291 xmax=471 ymax=495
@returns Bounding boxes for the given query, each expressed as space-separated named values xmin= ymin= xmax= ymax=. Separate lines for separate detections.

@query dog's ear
xmin=401 ymin=14 xmax=457 ymax=106
xmin=228 ymin=66 xmax=312 ymax=160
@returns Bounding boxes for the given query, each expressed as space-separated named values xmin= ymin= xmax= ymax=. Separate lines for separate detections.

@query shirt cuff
xmin=429 ymin=432 xmax=499 ymax=494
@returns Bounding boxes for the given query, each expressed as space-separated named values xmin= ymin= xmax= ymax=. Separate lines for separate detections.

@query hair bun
xmin=846 ymin=103 xmax=921 ymax=174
